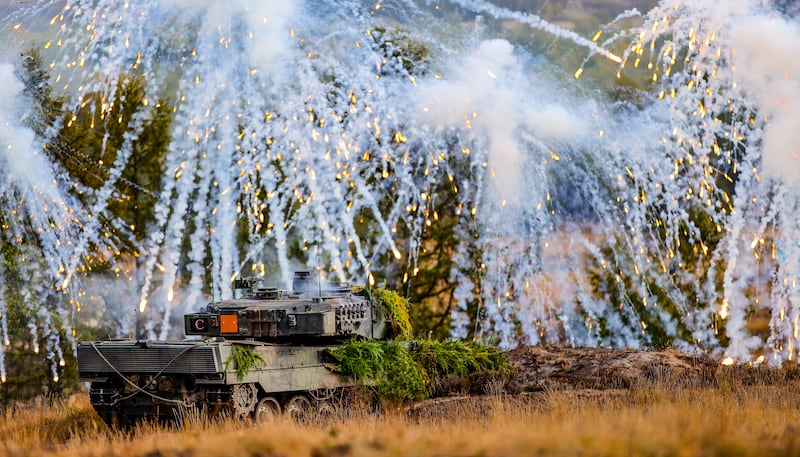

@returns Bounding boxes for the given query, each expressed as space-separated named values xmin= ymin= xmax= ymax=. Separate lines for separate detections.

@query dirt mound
xmin=407 ymin=345 xmax=800 ymax=419
xmin=438 ymin=345 xmax=800 ymax=396
xmin=505 ymin=345 xmax=723 ymax=391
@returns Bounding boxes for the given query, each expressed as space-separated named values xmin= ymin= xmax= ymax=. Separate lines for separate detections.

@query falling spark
xmin=719 ymin=299 xmax=729 ymax=320
xmin=0 ymin=0 xmax=794 ymax=374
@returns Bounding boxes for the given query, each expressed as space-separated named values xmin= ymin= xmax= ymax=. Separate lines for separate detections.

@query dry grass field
xmin=3 ymin=346 xmax=800 ymax=457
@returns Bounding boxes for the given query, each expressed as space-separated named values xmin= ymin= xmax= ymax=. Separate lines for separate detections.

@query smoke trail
xmin=418 ymin=39 xmax=521 ymax=203
xmin=0 ymin=63 xmax=57 ymax=201
xmin=0 ymin=58 xmax=79 ymax=382
xmin=3 ymin=0 xmax=800 ymax=374
xmin=445 ymin=0 xmax=623 ymax=64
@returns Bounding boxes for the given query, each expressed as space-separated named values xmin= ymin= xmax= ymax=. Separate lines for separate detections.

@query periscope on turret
xmin=77 ymin=271 xmax=391 ymax=427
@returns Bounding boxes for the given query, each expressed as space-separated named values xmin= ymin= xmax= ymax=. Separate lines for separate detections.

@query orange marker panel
xmin=220 ymin=314 xmax=239 ymax=333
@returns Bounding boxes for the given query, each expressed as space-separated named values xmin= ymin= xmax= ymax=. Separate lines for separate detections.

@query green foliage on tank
xmin=359 ymin=284 xmax=413 ymax=340
xmin=224 ymin=344 xmax=266 ymax=381
xmin=326 ymin=338 xmax=508 ymax=402
xmin=329 ymin=339 xmax=426 ymax=401
xmin=410 ymin=339 xmax=508 ymax=388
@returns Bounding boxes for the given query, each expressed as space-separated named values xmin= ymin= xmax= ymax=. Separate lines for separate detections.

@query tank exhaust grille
xmin=77 ymin=342 xmax=220 ymax=374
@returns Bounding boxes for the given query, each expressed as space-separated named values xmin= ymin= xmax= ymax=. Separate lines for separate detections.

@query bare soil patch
xmin=505 ymin=345 xmax=800 ymax=391
xmin=408 ymin=345 xmax=800 ymax=418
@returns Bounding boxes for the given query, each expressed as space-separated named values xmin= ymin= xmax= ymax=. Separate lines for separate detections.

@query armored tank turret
xmin=77 ymin=272 xmax=394 ymax=427
xmin=184 ymin=271 xmax=390 ymax=341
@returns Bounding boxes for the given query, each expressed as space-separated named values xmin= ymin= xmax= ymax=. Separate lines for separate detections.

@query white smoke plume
xmin=0 ymin=63 xmax=46 ymax=193
xmin=730 ymin=12 xmax=800 ymax=185
xmin=159 ymin=0 xmax=299 ymax=71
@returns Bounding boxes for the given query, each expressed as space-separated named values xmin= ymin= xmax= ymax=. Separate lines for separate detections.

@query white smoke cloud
xmin=524 ymin=103 xmax=587 ymax=141
xmin=0 ymin=63 xmax=33 ymax=172
xmin=416 ymin=39 xmax=525 ymax=201
xmin=730 ymin=12 xmax=800 ymax=185
xmin=0 ymin=62 xmax=57 ymax=198
xmin=241 ymin=1 xmax=298 ymax=69
xmin=416 ymin=38 xmax=589 ymax=204
xmin=158 ymin=0 xmax=299 ymax=70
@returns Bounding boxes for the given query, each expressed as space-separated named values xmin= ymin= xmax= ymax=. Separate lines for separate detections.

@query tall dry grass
xmin=2 ymin=385 xmax=800 ymax=456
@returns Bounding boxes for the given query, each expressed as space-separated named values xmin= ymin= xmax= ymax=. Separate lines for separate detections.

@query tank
xmin=77 ymin=272 xmax=392 ymax=427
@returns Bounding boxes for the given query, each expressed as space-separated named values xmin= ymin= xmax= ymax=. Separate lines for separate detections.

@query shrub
xmin=327 ymin=338 xmax=508 ymax=403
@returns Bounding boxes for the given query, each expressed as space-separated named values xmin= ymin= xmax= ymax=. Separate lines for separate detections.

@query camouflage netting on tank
xmin=326 ymin=339 xmax=508 ymax=402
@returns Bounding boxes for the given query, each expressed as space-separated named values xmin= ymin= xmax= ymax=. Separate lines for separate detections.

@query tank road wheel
xmin=230 ymin=383 xmax=258 ymax=418
xmin=254 ymin=397 xmax=281 ymax=423
xmin=284 ymin=395 xmax=313 ymax=423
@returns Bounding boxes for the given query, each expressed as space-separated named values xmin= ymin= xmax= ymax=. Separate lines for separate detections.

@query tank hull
xmin=78 ymin=339 xmax=352 ymax=426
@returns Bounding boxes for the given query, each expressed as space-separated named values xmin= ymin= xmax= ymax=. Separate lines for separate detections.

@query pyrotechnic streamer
xmin=1 ymin=0 xmax=798 ymax=376
xmin=0 ymin=57 xmax=89 ymax=382
xmin=607 ymin=0 xmax=800 ymax=362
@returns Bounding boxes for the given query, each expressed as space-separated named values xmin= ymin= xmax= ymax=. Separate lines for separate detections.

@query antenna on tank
xmin=316 ymin=237 xmax=322 ymax=298
xmin=317 ymin=267 xmax=322 ymax=298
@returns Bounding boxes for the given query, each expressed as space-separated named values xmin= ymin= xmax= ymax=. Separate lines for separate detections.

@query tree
xmin=0 ymin=50 xmax=173 ymax=402
xmin=54 ymin=73 xmax=172 ymax=339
